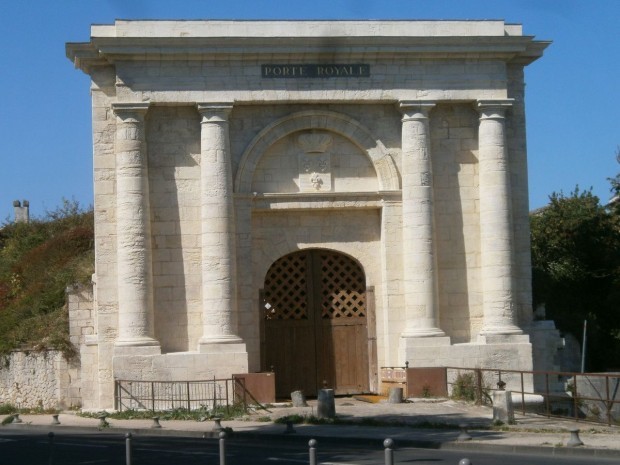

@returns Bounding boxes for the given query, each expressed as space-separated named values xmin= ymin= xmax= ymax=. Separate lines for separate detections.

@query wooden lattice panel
xmin=263 ymin=252 xmax=308 ymax=320
xmin=320 ymin=252 xmax=366 ymax=319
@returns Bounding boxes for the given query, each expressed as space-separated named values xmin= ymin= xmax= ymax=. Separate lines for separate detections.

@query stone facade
xmin=66 ymin=20 xmax=551 ymax=409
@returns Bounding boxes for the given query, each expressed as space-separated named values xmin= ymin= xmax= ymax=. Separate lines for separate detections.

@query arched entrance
xmin=261 ymin=249 xmax=370 ymax=398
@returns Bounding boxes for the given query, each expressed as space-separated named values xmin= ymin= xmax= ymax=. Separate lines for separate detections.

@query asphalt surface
xmin=1 ymin=397 xmax=618 ymax=460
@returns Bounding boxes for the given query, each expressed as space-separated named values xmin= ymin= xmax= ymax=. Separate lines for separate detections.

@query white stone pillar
xmin=112 ymin=103 xmax=160 ymax=353
xmin=477 ymin=100 xmax=522 ymax=336
xmin=399 ymin=101 xmax=445 ymax=338
xmin=197 ymin=103 xmax=243 ymax=349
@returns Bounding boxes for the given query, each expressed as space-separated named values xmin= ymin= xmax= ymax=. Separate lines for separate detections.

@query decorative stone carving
xmin=298 ymin=132 xmax=333 ymax=192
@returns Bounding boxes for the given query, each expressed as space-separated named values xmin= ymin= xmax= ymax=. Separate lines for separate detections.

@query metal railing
xmin=114 ymin=377 xmax=252 ymax=413
xmin=446 ymin=367 xmax=620 ymax=426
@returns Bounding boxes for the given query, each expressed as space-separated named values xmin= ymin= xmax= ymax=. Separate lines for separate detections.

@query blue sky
xmin=0 ymin=1 xmax=618 ymax=221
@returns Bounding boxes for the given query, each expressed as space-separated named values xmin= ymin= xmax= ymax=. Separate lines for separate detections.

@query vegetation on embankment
xmin=0 ymin=200 xmax=94 ymax=358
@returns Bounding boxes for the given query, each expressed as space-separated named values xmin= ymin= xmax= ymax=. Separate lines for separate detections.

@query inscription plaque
xmin=262 ymin=64 xmax=370 ymax=78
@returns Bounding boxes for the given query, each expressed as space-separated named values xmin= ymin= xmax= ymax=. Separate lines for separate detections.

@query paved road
xmin=1 ymin=431 xmax=618 ymax=465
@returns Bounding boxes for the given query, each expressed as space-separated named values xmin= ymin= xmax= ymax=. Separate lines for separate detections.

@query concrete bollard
xmin=317 ymin=389 xmax=335 ymax=419
xmin=291 ymin=390 xmax=308 ymax=407
xmin=388 ymin=387 xmax=404 ymax=404
xmin=125 ymin=433 xmax=132 ymax=465
xmin=308 ymin=439 xmax=317 ymax=465
xmin=219 ymin=431 xmax=227 ymax=465
xmin=567 ymin=428 xmax=584 ymax=447
xmin=51 ymin=414 xmax=61 ymax=425
xmin=13 ymin=413 xmax=22 ymax=424
xmin=383 ymin=438 xmax=394 ymax=465
xmin=151 ymin=416 xmax=162 ymax=428
xmin=492 ymin=390 xmax=514 ymax=424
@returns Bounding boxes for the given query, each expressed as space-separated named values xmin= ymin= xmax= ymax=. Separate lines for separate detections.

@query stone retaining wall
xmin=0 ymin=350 xmax=69 ymax=410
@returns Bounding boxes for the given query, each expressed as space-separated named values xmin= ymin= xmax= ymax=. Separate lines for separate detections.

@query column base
xmin=479 ymin=325 xmax=524 ymax=337
xmin=477 ymin=333 xmax=530 ymax=344
xmin=399 ymin=335 xmax=451 ymax=366
xmin=114 ymin=337 xmax=161 ymax=356
xmin=198 ymin=334 xmax=244 ymax=347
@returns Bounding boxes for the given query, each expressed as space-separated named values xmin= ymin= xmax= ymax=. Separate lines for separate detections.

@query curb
xmin=2 ymin=422 xmax=619 ymax=459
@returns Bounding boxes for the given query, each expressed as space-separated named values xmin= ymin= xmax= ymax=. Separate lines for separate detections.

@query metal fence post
xmin=125 ymin=433 xmax=132 ymax=465
xmin=308 ymin=439 xmax=317 ymax=465
xmin=219 ymin=431 xmax=227 ymax=465
xmin=47 ymin=432 xmax=55 ymax=465
xmin=383 ymin=438 xmax=394 ymax=465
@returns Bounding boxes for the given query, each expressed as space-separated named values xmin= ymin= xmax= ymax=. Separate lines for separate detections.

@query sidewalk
xmin=1 ymin=397 xmax=618 ymax=459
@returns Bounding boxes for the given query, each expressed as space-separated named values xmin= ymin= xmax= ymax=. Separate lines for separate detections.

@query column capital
xmin=111 ymin=102 xmax=150 ymax=120
xmin=197 ymin=102 xmax=234 ymax=122
xmin=398 ymin=101 xmax=436 ymax=121
xmin=476 ymin=99 xmax=514 ymax=119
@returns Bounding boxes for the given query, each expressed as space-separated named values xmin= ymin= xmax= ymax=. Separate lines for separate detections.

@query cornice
xmin=66 ymin=34 xmax=550 ymax=74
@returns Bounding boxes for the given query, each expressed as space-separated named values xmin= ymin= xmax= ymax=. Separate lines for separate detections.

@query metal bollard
xmin=383 ymin=438 xmax=394 ymax=465
xmin=48 ymin=432 xmax=55 ymax=465
xmin=151 ymin=416 xmax=162 ymax=428
xmin=308 ymin=439 xmax=317 ymax=465
xmin=219 ymin=431 xmax=227 ymax=465
xmin=51 ymin=414 xmax=61 ymax=425
xmin=125 ymin=433 xmax=132 ymax=465
xmin=213 ymin=417 xmax=224 ymax=432
xmin=284 ymin=420 xmax=296 ymax=434
xmin=458 ymin=459 xmax=472 ymax=465
xmin=567 ymin=428 xmax=584 ymax=447
xmin=457 ymin=423 xmax=472 ymax=441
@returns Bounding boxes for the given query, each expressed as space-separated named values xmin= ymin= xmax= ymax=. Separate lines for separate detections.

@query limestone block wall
xmin=431 ymin=104 xmax=482 ymax=342
xmin=0 ymin=351 xmax=69 ymax=409
xmin=147 ymin=106 xmax=203 ymax=353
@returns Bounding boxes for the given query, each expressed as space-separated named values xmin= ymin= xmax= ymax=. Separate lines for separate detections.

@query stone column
xmin=398 ymin=101 xmax=445 ymax=338
xmin=112 ymin=103 xmax=160 ymax=353
xmin=197 ymin=103 xmax=243 ymax=349
xmin=476 ymin=100 xmax=522 ymax=336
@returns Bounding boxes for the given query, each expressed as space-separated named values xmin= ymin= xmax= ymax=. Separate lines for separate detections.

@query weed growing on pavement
xmin=79 ymin=403 xmax=247 ymax=422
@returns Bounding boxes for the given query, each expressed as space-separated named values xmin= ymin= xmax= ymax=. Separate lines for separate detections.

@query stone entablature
xmin=66 ymin=20 xmax=550 ymax=408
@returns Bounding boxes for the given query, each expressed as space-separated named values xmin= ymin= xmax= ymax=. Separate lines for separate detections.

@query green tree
xmin=531 ymin=187 xmax=620 ymax=371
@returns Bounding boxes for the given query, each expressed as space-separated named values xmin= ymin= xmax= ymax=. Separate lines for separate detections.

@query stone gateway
xmin=66 ymin=20 xmax=552 ymax=409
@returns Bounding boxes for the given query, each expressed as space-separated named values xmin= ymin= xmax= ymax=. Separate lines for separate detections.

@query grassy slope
xmin=0 ymin=201 xmax=94 ymax=358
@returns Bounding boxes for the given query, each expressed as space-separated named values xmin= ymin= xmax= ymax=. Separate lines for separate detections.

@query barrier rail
xmin=114 ymin=377 xmax=252 ymax=413
xmin=446 ymin=367 xmax=620 ymax=426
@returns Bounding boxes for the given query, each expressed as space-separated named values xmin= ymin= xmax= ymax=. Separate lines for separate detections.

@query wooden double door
xmin=261 ymin=249 xmax=371 ymax=398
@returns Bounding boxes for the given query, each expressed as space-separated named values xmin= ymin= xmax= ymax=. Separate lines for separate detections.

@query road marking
xmin=0 ymin=438 xmax=17 ymax=443
xmin=266 ymin=458 xmax=307 ymax=463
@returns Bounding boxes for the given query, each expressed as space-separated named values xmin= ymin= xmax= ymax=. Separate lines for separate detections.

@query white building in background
xmin=66 ymin=20 xmax=557 ymax=409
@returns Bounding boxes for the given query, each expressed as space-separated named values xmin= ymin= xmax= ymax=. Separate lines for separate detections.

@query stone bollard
xmin=567 ymin=428 xmax=584 ymax=447
xmin=457 ymin=423 xmax=472 ymax=441
xmin=51 ymin=414 xmax=61 ymax=425
xmin=291 ymin=390 xmax=308 ymax=407
xmin=308 ymin=439 xmax=317 ymax=465
xmin=383 ymin=438 xmax=394 ymax=465
xmin=388 ymin=387 xmax=403 ymax=404
xmin=219 ymin=431 xmax=227 ymax=465
xmin=151 ymin=416 xmax=162 ymax=428
xmin=317 ymin=389 xmax=336 ymax=419
xmin=492 ymin=390 xmax=514 ymax=424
